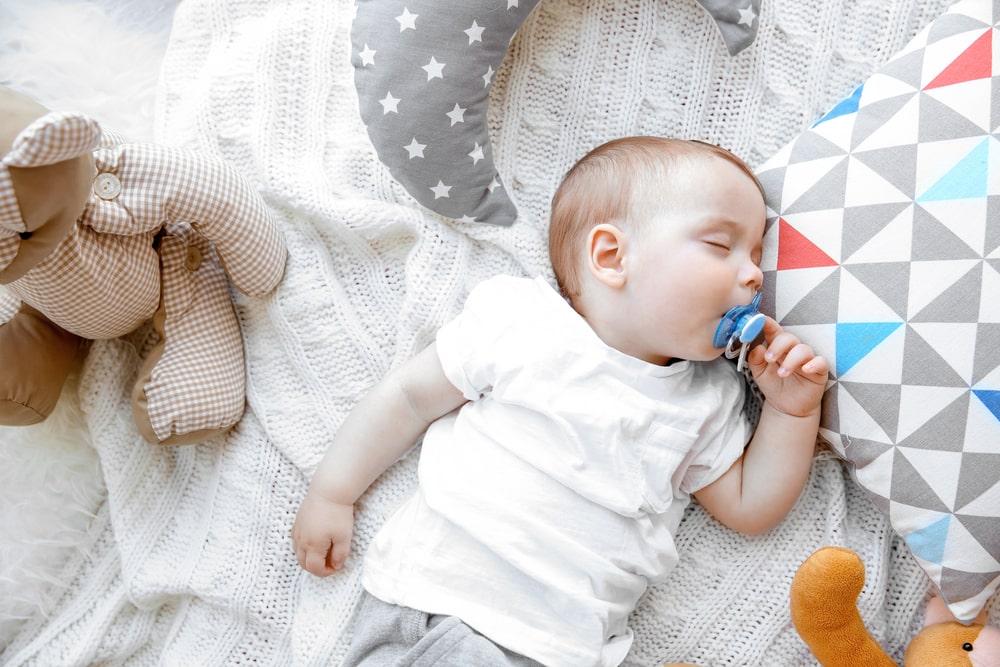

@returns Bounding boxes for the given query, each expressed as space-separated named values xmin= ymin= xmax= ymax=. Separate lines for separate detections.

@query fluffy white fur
xmin=0 ymin=0 xmax=176 ymax=647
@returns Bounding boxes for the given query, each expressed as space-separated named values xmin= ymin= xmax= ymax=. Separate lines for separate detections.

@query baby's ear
xmin=5 ymin=112 xmax=101 ymax=169
xmin=587 ymin=222 xmax=627 ymax=287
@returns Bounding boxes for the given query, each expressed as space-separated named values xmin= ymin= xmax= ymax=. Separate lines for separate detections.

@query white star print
xmin=487 ymin=177 xmax=500 ymax=193
xmin=404 ymin=138 xmax=426 ymax=159
xmin=396 ymin=7 xmax=418 ymax=31
xmin=358 ymin=44 xmax=376 ymax=67
xmin=468 ymin=142 xmax=484 ymax=165
xmin=737 ymin=4 xmax=756 ymax=27
xmin=464 ymin=20 xmax=485 ymax=44
xmin=379 ymin=91 xmax=400 ymax=114
xmin=507 ymin=0 xmax=518 ymax=8
xmin=446 ymin=103 xmax=466 ymax=126
xmin=430 ymin=180 xmax=452 ymax=199
xmin=457 ymin=215 xmax=478 ymax=223
xmin=482 ymin=65 xmax=494 ymax=88
xmin=422 ymin=56 xmax=445 ymax=81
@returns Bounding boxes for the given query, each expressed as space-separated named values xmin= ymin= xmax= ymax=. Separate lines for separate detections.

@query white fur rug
xmin=0 ymin=0 xmax=177 ymax=648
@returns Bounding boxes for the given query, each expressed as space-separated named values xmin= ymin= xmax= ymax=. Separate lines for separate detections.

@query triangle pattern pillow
xmin=756 ymin=0 xmax=999 ymax=622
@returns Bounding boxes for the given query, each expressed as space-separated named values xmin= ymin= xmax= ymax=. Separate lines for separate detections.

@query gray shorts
xmin=342 ymin=592 xmax=542 ymax=667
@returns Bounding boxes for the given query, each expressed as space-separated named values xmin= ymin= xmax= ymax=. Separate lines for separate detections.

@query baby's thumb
xmin=747 ymin=344 xmax=768 ymax=375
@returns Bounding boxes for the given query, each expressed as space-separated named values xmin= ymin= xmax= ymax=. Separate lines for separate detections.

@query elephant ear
xmin=0 ymin=112 xmax=102 ymax=272
xmin=4 ymin=111 xmax=101 ymax=169
xmin=351 ymin=0 xmax=542 ymax=226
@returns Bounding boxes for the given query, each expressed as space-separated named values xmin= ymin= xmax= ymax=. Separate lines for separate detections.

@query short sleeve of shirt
xmin=679 ymin=360 xmax=753 ymax=495
xmin=435 ymin=275 xmax=525 ymax=401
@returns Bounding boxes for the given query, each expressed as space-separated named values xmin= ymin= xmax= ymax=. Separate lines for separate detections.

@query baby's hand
xmin=292 ymin=490 xmax=354 ymax=577
xmin=746 ymin=317 xmax=829 ymax=418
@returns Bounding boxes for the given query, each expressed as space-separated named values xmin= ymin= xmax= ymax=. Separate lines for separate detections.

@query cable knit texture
xmin=5 ymin=0 xmax=997 ymax=665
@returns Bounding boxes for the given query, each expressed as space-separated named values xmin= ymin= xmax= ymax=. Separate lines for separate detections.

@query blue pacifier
xmin=712 ymin=292 xmax=765 ymax=372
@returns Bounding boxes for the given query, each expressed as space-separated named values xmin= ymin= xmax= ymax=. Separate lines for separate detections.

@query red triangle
xmin=777 ymin=218 xmax=838 ymax=270
xmin=925 ymin=29 xmax=992 ymax=90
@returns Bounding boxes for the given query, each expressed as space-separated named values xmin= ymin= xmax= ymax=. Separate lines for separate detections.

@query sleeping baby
xmin=292 ymin=136 xmax=829 ymax=666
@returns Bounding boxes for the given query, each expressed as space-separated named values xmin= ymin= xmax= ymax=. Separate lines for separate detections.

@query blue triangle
xmin=917 ymin=138 xmax=989 ymax=202
xmin=836 ymin=322 xmax=902 ymax=377
xmin=972 ymin=390 xmax=1000 ymax=423
xmin=814 ymin=84 xmax=863 ymax=126
xmin=905 ymin=514 xmax=950 ymax=564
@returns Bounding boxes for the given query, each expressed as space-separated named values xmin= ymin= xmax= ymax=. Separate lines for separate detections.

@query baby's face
xmin=624 ymin=156 xmax=766 ymax=363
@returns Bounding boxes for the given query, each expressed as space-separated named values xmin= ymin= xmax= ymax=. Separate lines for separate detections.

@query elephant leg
xmin=0 ymin=300 xmax=84 ymax=425
xmin=132 ymin=232 xmax=246 ymax=445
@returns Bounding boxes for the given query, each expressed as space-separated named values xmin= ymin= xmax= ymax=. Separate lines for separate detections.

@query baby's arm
xmin=292 ymin=341 xmax=467 ymax=577
xmin=694 ymin=317 xmax=829 ymax=536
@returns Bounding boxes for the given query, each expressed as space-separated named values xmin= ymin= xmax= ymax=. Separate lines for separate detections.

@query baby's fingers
xmin=801 ymin=354 xmax=829 ymax=378
xmin=779 ymin=344 xmax=818 ymax=378
xmin=331 ymin=539 xmax=351 ymax=570
xmin=304 ymin=542 xmax=336 ymax=577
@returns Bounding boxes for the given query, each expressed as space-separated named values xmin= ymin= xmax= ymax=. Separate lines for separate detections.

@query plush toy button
xmin=93 ymin=172 xmax=121 ymax=200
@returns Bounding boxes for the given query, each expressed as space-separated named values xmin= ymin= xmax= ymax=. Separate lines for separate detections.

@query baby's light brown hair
xmin=548 ymin=136 xmax=762 ymax=305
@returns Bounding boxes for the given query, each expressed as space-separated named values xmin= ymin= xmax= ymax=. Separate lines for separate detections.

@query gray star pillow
xmin=351 ymin=0 xmax=761 ymax=226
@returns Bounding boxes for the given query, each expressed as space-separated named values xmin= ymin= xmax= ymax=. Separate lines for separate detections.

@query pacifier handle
xmin=715 ymin=293 xmax=765 ymax=373
xmin=725 ymin=311 xmax=766 ymax=372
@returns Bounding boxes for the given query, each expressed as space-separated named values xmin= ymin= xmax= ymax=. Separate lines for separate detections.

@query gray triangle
xmin=758 ymin=168 xmax=786 ymax=212
xmin=761 ymin=270 xmax=777 ymax=320
xmin=843 ymin=262 xmax=910 ymax=320
xmin=781 ymin=267 xmax=840 ymax=325
xmin=903 ymin=325 xmax=968 ymax=387
xmin=866 ymin=488 xmax=891 ymax=514
xmin=820 ymin=383 xmax=839 ymax=432
xmin=879 ymin=48 xmax=925 ymax=88
xmin=919 ymin=92 xmax=990 ymax=143
xmin=852 ymin=145 xmax=917 ymax=199
xmin=850 ymin=93 xmax=916 ymax=150
xmin=955 ymin=453 xmax=1000 ymax=510
xmin=784 ymin=157 xmax=849 ymax=215
xmin=940 ymin=567 xmax=1000 ymax=604
xmin=898 ymin=391 xmax=969 ymax=452
xmin=926 ymin=14 xmax=990 ymax=44
xmin=765 ymin=215 xmax=779 ymax=236
xmin=993 ymin=75 xmax=1000 ymax=140
xmin=841 ymin=381 xmax=901 ymax=442
xmin=842 ymin=203 xmax=910 ymax=260
xmin=973 ymin=323 xmax=1000 ymax=385
xmin=987 ymin=196 xmax=1000 ymax=257
xmin=844 ymin=436 xmax=894 ymax=467
xmin=912 ymin=205 xmax=980 ymax=261
xmin=955 ymin=514 xmax=1000 ymax=561
xmin=911 ymin=262 xmax=983 ymax=323
xmin=891 ymin=447 xmax=951 ymax=511
xmin=790 ymin=132 xmax=848 ymax=164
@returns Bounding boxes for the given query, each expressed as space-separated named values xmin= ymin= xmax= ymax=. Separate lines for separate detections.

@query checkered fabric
xmin=0 ymin=112 xmax=103 ymax=270
xmin=755 ymin=0 xmax=999 ymax=622
xmin=142 ymin=228 xmax=246 ymax=442
xmin=0 ymin=111 xmax=286 ymax=441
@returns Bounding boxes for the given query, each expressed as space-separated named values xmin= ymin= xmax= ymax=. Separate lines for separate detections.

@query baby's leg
xmin=0 ymin=298 xmax=83 ymax=425
xmin=132 ymin=231 xmax=245 ymax=445
xmin=343 ymin=592 xmax=540 ymax=666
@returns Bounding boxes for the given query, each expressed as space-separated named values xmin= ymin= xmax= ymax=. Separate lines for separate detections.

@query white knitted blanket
xmin=2 ymin=0 xmax=974 ymax=664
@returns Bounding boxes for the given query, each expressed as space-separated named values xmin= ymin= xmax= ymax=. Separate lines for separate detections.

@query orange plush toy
xmin=791 ymin=547 xmax=1000 ymax=666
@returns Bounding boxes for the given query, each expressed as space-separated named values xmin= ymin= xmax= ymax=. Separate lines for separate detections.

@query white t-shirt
xmin=362 ymin=275 xmax=751 ymax=667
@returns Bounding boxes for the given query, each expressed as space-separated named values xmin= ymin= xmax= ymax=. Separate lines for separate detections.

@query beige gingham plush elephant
xmin=0 ymin=86 xmax=286 ymax=445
